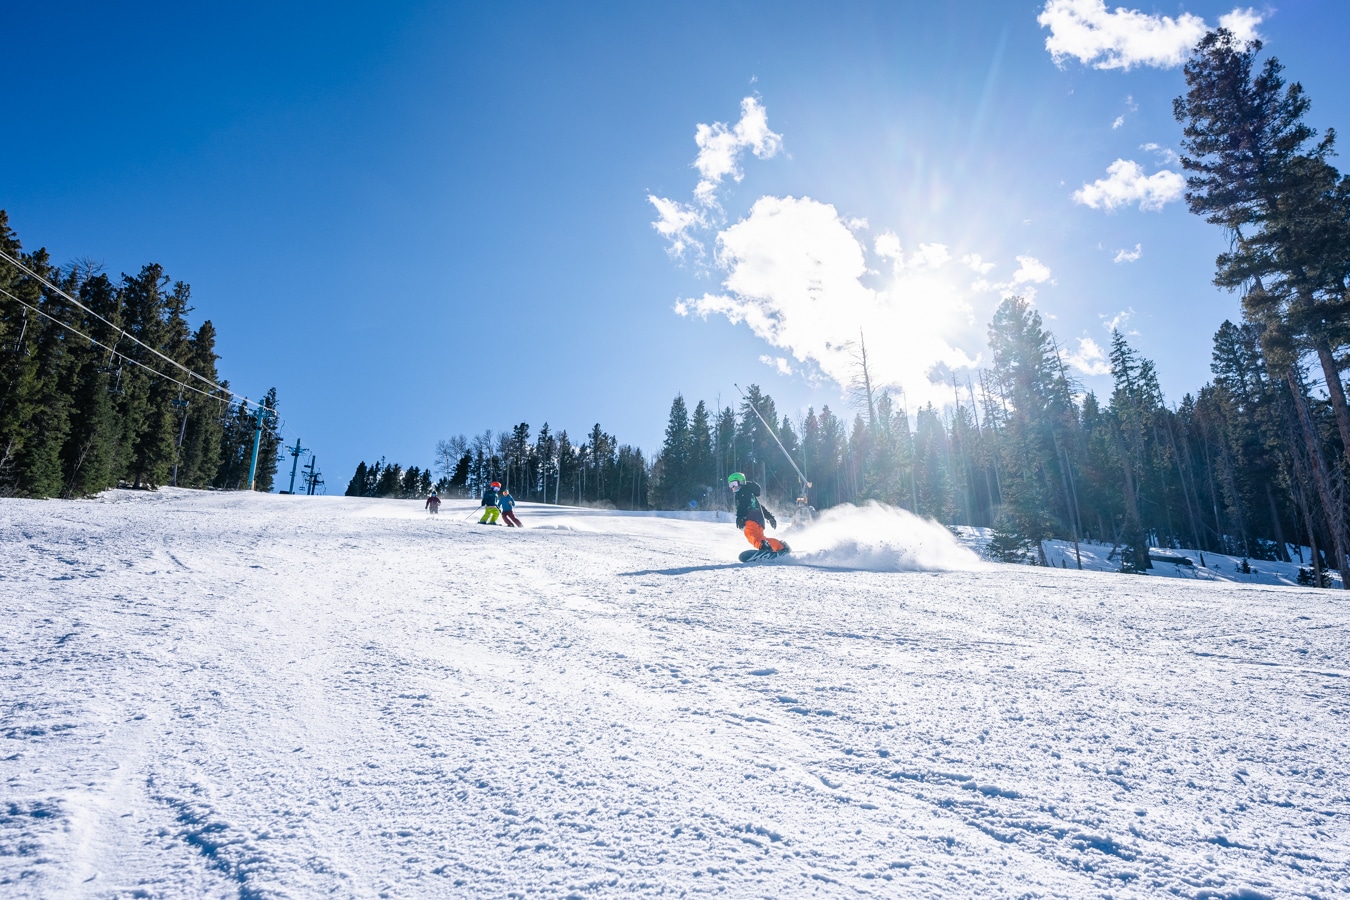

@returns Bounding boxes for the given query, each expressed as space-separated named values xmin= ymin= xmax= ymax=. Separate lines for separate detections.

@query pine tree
xmin=14 ymin=265 xmax=79 ymax=497
xmin=119 ymin=266 xmax=178 ymax=487
xmin=60 ymin=272 xmax=121 ymax=496
xmin=655 ymin=395 xmax=692 ymax=508
xmin=807 ymin=405 xmax=845 ymax=509
xmin=449 ymin=452 xmax=470 ymax=495
xmin=177 ymin=321 xmax=224 ymax=488
xmin=1108 ymin=332 xmax=1161 ymax=571
xmin=555 ymin=430 xmax=575 ymax=504
xmin=401 ymin=466 xmax=422 ymax=498
xmin=346 ymin=461 xmax=369 ymax=497
xmin=212 ymin=398 xmax=252 ymax=490
xmin=535 ymin=423 xmax=557 ymax=502
xmin=507 ymin=422 xmax=532 ymax=495
xmin=586 ymin=423 xmax=612 ymax=504
xmin=252 ymin=388 xmax=281 ymax=492
xmin=986 ymin=297 xmax=1060 ymax=559
xmin=1175 ymin=30 xmax=1350 ymax=450
xmin=913 ymin=403 xmax=955 ymax=521
xmin=0 ymin=239 xmax=53 ymax=495
xmin=375 ymin=462 xmax=402 ymax=497
xmin=688 ymin=400 xmax=714 ymax=507
xmin=713 ymin=405 xmax=737 ymax=507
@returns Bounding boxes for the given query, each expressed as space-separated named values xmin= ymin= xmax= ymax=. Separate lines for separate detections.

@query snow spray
xmin=784 ymin=501 xmax=984 ymax=572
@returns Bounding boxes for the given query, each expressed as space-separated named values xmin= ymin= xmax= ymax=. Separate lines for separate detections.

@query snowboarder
xmin=479 ymin=481 xmax=503 ymax=525
xmin=425 ymin=491 xmax=441 ymax=514
xmin=500 ymin=488 xmax=522 ymax=527
xmin=728 ymin=472 xmax=788 ymax=556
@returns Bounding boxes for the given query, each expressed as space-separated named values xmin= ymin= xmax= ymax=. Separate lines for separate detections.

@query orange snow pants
xmin=743 ymin=520 xmax=785 ymax=552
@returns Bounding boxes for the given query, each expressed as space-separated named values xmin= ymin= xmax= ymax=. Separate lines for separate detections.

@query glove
xmin=736 ymin=515 xmax=745 ymax=529
xmin=764 ymin=509 xmax=777 ymax=529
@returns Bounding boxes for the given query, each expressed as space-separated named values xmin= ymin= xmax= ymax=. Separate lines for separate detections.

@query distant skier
xmin=728 ymin=472 xmax=788 ymax=555
xmin=479 ymin=481 xmax=503 ymax=525
xmin=500 ymin=488 xmax=523 ymax=527
xmin=425 ymin=491 xmax=441 ymax=514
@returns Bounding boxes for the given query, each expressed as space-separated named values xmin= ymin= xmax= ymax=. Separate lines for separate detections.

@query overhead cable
xmin=0 ymin=285 xmax=247 ymax=407
xmin=0 ymin=249 xmax=229 ymax=399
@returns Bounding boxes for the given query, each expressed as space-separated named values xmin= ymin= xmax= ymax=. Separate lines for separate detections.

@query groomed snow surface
xmin=2 ymin=490 xmax=1347 ymax=899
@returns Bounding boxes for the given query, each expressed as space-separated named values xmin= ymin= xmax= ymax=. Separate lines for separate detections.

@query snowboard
xmin=739 ymin=543 xmax=791 ymax=563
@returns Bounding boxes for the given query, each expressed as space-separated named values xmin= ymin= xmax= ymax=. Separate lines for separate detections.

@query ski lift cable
xmin=0 ymin=264 xmax=307 ymax=444
xmin=0 ymin=284 xmax=265 ymax=410
xmin=1 ymin=283 xmax=307 ymax=468
xmin=0 ymin=249 xmax=231 ymax=399
xmin=733 ymin=382 xmax=811 ymax=492
xmin=1 ymin=284 xmax=310 ymax=472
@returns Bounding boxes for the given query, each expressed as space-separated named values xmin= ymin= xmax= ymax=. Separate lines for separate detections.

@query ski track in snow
xmin=1 ymin=490 xmax=1348 ymax=899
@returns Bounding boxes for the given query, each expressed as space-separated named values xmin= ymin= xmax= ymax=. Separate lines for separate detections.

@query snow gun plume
xmin=788 ymin=502 xmax=984 ymax=572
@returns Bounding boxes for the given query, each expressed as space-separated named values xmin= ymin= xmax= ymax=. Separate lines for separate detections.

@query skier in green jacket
xmin=479 ymin=482 xmax=502 ymax=525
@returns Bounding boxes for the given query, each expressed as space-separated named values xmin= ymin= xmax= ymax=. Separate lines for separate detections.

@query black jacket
xmin=735 ymin=481 xmax=767 ymax=529
xmin=481 ymin=487 xmax=500 ymax=508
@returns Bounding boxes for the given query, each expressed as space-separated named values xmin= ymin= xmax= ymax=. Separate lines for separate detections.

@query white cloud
xmin=1073 ymin=159 xmax=1184 ymax=212
xmin=1013 ymin=256 xmax=1052 ymax=284
xmin=654 ymin=101 xmax=1044 ymax=407
xmin=961 ymin=253 xmax=996 ymax=275
xmin=1102 ymin=308 xmax=1135 ymax=332
xmin=674 ymin=196 xmax=978 ymax=405
xmin=1037 ymin=0 xmax=1263 ymax=71
xmin=906 ymin=243 xmax=951 ymax=270
xmin=1218 ymin=8 xmax=1263 ymax=43
xmin=1140 ymin=142 xmax=1180 ymax=165
xmin=874 ymin=231 xmax=903 ymax=260
xmin=1114 ymin=243 xmax=1143 ymax=263
xmin=650 ymin=97 xmax=783 ymax=257
xmin=692 ymin=97 xmax=783 ymax=206
xmin=1065 ymin=335 xmax=1112 ymax=376
xmin=1112 ymin=99 xmax=1136 ymax=130
xmin=647 ymin=195 xmax=706 ymax=259
xmin=970 ymin=256 xmax=1053 ymax=301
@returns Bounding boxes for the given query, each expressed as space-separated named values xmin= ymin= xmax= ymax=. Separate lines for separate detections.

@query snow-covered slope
xmin=2 ymin=490 xmax=1347 ymax=898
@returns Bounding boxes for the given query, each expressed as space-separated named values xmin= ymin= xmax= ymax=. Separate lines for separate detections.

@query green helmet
xmin=727 ymin=472 xmax=746 ymax=485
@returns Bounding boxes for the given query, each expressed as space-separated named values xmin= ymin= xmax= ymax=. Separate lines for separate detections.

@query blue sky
xmin=5 ymin=1 xmax=1349 ymax=488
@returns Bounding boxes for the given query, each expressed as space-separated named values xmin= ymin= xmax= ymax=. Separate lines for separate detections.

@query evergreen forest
xmin=0 ymin=212 xmax=283 ymax=497
xmin=345 ymin=423 xmax=651 ymax=511
xmin=651 ymin=31 xmax=1350 ymax=584
xmin=371 ymin=33 xmax=1350 ymax=586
